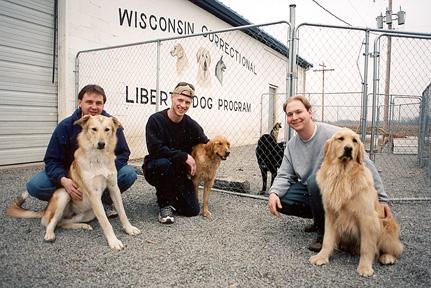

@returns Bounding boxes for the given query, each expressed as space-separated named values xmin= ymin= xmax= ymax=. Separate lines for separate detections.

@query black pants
xmin=277 ymin=175 xmax=324 ymax=237
xmin=143 ymin=158 xmax=199 ymax=217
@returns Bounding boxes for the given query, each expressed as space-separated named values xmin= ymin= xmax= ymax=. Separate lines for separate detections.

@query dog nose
xmin=344 ymin=146 xmax=352 ymax=155
xmin=225 ymin=151 xmax=230 ymax=157
xmin=97 ymin=141 xmax=105 ymax=150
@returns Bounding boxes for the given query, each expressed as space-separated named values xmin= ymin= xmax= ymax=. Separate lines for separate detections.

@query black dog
xmin=255 ymin=123 xmax=285 ymax=194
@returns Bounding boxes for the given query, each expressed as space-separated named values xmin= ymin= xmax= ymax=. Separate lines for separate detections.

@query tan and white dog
xmin=196 ymin=47 xmax=212 ymax=88
xmin=170 ymin=43 xmax=189 ymax=77
xmin=6 ymin=115 xmax=141 ymax=250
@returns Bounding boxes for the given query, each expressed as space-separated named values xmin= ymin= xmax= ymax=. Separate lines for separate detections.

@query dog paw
xmin=309 ymin=255 xmax=329 ymax=266
xmin=201 ymin=210 xmax=212 ymax=219
xmin=379 ymin=254 xmax=396 ymax=265
xmin=44 ymin=232 xmax=56 ymax=242
xmin=82 ymin=224 xmax=93 ymax=230
xmin=125 ymin=225 xmax=141 ymax=236
xmin=108 ymin=238 xmax=124 ymax=251
xmin=357 ymin=265 xmax=374 ymax=277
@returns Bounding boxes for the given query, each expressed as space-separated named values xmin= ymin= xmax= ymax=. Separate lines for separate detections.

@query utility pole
xmin=376 ymin=0 xmax=406 ymax=132
xmin=383 ymin=0 xmax=393 ymax=133
xmin=313 ymin=62 xmax=334 ymax=121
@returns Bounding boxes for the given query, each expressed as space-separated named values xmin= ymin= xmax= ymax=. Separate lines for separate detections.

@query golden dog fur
xmin=309 ymin=128 xmax=403 ymax=277
xmin=191 ymin=135 xmax=230 ymax=218
xmin=6 ymin=115 xmax=140 ymax=250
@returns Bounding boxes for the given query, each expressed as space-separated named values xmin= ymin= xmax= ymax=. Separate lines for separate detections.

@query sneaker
xmin=308 ymin=236 xmax=323 ymax=252
xmin=103 ymin=203 xmax=118 ymax=218
xmin=158 ymin=206 xmax=175 ymax=224
xmin=304 ymin=224 xmax=318 ymax=233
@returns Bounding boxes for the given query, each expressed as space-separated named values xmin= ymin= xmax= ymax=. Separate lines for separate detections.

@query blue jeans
xmin=277 ymin=174 xmax=324 ymax=237
xmin=26 ymin=165 xmax=137 ymax=203
xmin=143 ymin=157 xmax=200 ymax=217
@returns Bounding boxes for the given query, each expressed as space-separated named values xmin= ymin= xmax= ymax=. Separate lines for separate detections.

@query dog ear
xmin=208 ymin=52 xmax=212 ymax=66
xmin=177 ymin=44 xmax=184 ymax=57
xmin=73 ymin=115 xmax=91 ymax=127
xmin=111 ymin=117 xmax=123 ymax=130
xmin=322 ymin=138 xmax=332 ymax=163
xmin=196 ymin=47 xmax=203 ymax=62
xmin=205 ymin=139 xmax=215 ymax=154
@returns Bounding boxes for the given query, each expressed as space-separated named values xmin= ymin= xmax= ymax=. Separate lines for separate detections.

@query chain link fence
xmin=76 ymin=21 xmax=431 ymax=196
xmin=76 ymin=22 xmax=305 ymax=194
xmin=420 ymin=84 xmax=431 ymax=177
xmin=296 ymin=24 xmax=431 ymax=198
xmin=371 ymin=34 xmax=431 ymax=197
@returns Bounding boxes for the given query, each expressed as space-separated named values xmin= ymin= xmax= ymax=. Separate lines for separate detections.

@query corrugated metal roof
xmin=189 ymin=0 xmax=313 ymax=69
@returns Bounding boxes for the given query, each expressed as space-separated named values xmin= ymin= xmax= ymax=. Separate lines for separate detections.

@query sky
xmin=219 ymin=0 xmax=431 ymax=33
xmin=218 ymin=0 xmax=431 ymax=122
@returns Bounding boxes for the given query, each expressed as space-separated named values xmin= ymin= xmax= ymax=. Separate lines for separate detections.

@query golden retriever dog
xmin=6 ymin=115 xmax=141 ymax=250
xmin=191 ymin=136 xmax=230 ymax=218
xmin=309 ymin=128 xmax=403 ymax=277
xmin=170 ymin=43 xmax=189 ymax=77
xmin=196 ymin=47 xmax=212 ymax=88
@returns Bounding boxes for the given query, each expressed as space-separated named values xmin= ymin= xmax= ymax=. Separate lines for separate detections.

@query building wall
xmin=60 ymin=0 xmax=306 ymax=159
xmin=0 ymin=0 xmax=307 ymax=164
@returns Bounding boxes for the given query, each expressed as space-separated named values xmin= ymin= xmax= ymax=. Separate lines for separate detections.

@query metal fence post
xmin=370 ymin=35 xmax=382 ymax=160
xmin=156 ymin=40 xmax=161 ymax=112
xmin=287 ymin=4 xmax=297 ymax=140
xmin=74 ymin=54 xmax=80 ymax=107
xmin=360 ymin=30 xmax=370 ymax=143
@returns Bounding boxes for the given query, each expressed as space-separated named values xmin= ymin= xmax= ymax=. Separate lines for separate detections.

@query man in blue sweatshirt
xmin=267 ymin=95 xmax=392 ymax=252
xmin=26 ymin=84 xmax=137 ymax=217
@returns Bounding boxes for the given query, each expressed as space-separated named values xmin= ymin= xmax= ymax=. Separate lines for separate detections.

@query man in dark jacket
xmin=143 ymin=82 xmax=208 ymax=224
xmin=26 ymin=84 xmax=137 ymax=217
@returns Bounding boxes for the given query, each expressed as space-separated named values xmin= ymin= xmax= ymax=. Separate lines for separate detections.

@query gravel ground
xmin=1 ymin=159 xmax=430 ymax=287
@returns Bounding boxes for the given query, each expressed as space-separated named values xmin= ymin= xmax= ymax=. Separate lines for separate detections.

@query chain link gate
xmin=420 ymin=84 xmax=431 ymax=177
xmin=76 ymin=20 xmax=431 ymax=198
xmin=76 ymin=21 xmax=306 ymax=194
xmin=296 ymin=23 xmax=431 ymax=199
xmin=371 ymin=33 xmax=431 ymax=198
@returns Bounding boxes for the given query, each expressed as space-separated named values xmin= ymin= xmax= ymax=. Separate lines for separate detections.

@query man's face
xmin=171 ymin=93 xmax=192 ymax=117
xmin=78 ymin=92 xmax=104 ymax=116
xmin=285 ymin=100 xmax=312 ymax=132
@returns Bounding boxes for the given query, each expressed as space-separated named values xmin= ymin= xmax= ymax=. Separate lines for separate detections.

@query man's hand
xmin=268 ymin=193 xmax=282 ymax=218
xmin=60 ymin=177 xmax=82 ymax=200
xmin=381 ymin=202 xmax=393 ymax=219
xmin=186 ymin=154 xmax=196 ymax=176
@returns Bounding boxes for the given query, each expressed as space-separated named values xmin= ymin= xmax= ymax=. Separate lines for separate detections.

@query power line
xmin=311 ymin=0 xmax=352 ymax=26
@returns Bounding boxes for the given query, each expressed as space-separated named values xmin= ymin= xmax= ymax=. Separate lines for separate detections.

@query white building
xmin=0 ymin=0 xmax=311 ymax=165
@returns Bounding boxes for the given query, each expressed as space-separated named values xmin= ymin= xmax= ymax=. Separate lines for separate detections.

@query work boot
xmin=103 ymin=203 xmax=118 ymax=218
xmin=308 ymin=235 xmax=323 ymax=252
xmin=304 ymin=223 xmax=318 ymax=233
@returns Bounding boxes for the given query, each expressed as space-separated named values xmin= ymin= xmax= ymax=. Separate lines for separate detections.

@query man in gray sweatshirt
xmin=267 ymin=95 xmax=392 ymax=252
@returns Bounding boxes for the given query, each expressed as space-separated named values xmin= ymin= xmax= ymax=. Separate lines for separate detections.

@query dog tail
xmin=5 ymin=191 xmax=44 ymax=218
